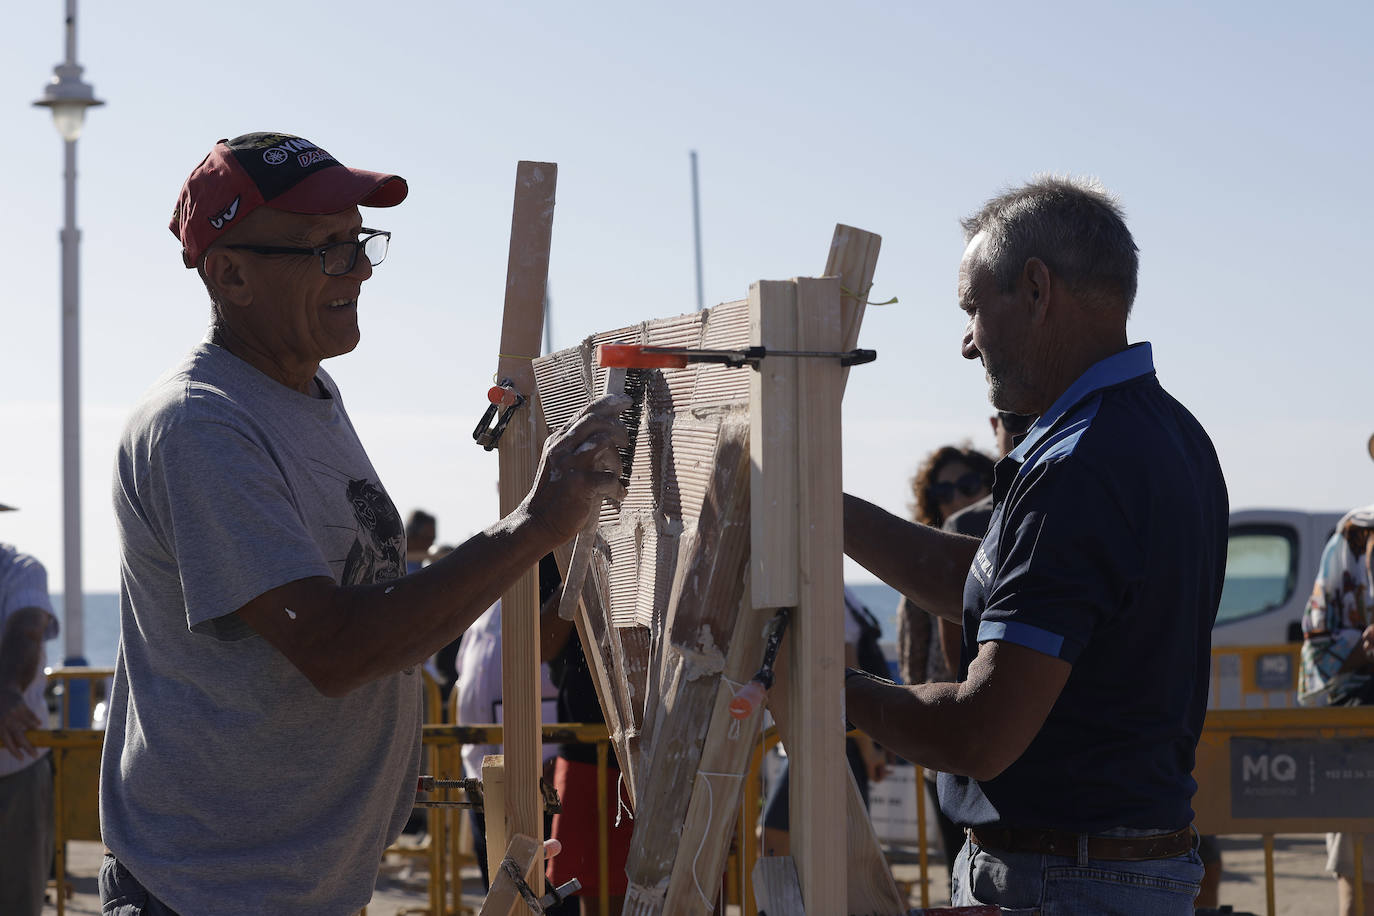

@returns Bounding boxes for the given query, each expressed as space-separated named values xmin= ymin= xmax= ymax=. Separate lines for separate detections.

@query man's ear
xmin=1021 ymin=257 xmax=1052 ymax=324
xmin=202 ymin=249 xmax=253 ymax=308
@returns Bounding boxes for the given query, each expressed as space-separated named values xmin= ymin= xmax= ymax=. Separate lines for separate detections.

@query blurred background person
xmin=404 ymin=509 xmax=437 ymax=575
xmin=897 ymin=444 xmax=995 ymax=687
xmin=895 ymin=439 xmax=998 ymax=897
xmin=0 ymin=505 xmax=60 ymax=916
xmin=404 ymin=512 xmax=463 ymax=714
xmin=1299 ymin=505 xmax=1374 ymax=916
xmin=942 ymin=412 xmax=1031 ymax=538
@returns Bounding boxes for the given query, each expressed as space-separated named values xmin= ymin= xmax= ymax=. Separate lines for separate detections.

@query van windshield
xmin=1216 ymin=526 xmax=1298 ymax=625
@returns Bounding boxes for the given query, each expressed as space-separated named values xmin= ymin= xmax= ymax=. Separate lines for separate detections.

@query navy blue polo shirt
xmin=938 ymin=342 xmax=1228 ymax=833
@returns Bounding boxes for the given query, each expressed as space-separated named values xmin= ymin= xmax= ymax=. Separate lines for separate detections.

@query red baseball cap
xmin=170 ymin=131 xmax=408 ymax=268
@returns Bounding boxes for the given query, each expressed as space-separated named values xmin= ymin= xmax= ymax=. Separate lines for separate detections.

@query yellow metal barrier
xmin=48 ymin=652 xmax=1364 ymax=915
xmin=1210 ymin=643 xmax=1302 ymax=710
xmin=26 ymin=729 xmax=103 ymax=916
xmin=30 ymin=666 xmax=113 ymax=916
xmin=1196 ymin=706 xmax=1374 ymax=916
xmin=420 ymin=722 xmax=614 ymax=916
xmin=45 ymin=665 xmax=116 ymax=728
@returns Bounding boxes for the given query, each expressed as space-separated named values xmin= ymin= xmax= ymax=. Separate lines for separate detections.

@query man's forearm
xmin=240 ymin=506 xmax=561 ymax=696
xmin=843 ymin=494 xmax=978 ymax=623
xmin=845 ymin=674 xmax=980 ymax=776
xmin=847 ymin=640 xmax=1072 ymax=782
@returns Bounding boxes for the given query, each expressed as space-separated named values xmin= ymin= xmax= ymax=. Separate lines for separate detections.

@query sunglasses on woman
xmin=931 ymin=471 xmax=987 ymax=504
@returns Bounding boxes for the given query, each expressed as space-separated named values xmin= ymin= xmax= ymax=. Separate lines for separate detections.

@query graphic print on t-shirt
xmin=339 ymin=478 xmax=404 ymax=586
xmin=309 ymin=457 xmax=405 ymax=587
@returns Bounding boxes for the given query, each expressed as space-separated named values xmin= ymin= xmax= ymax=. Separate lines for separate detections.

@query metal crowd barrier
xmin=38 ymin=650 xmax=1371 ymax=916
xmin=1210 ymin=643 xmax=1302 ymax=710
xmin=1194 ymin=705 xmax=1374 ymax=916
xmin=31 ymin=667 xmax=629 ymax=916
xmin=31 ymin=666 xmax=114 ymax=916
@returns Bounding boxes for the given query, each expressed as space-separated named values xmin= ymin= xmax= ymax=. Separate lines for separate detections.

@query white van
xmin=1213 ymin=508 xmax=1344 ymax=648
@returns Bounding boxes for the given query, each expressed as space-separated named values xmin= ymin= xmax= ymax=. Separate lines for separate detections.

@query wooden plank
xmin=842 ymin=765 xmax=907 ymax=915
xmin=482 ymin=754 xmax=508 ymax=890
xmin=822 ymin=225 xmax=906 ymax=914
xmin=749 ymin=279 xmax=800 ymax=609
xmin=623 ymin=418 xmax=752 ymax=911
xmin=823 ymin=224 xmax=882 ymax=396
xmin=478 ymin=832 xmax=542 ymax=916
xmin=657 ymin=586 xmax=773 ymax=916
xmin=496 ymin=160 xmax=557 ymax=896
xmin=496 ymin=161 xmax=557 ymax=399
xmin=752 ymin=856 xmax=806 ymax=916
xmin=771 ymin=637 xmax=905 ymax=915
xmin=787 ymin=276 xmax=847 ymax=915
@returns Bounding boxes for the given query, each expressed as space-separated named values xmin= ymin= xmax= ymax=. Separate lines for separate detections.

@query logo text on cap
xmin=261 ymin=137 xmax=319 ymax=165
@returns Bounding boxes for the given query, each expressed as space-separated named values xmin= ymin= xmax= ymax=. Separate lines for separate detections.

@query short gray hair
xmin=961 ymin=175 xmax=1139 ymax=314
xmin=196 ymin=262 xmax=228 ymax=328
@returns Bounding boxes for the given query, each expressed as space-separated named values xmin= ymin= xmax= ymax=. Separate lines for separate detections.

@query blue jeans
xmin=951 ymin=831 xmax=1204 ymax=915
xmin=99 ymin=854 xmax=181 ymax=916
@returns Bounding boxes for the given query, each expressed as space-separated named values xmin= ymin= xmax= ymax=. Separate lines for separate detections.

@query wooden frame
xmin=523 ymin=225 xmax=902 ymax=915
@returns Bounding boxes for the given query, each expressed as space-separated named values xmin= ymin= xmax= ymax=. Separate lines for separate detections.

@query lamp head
xmin=34 ymin=62 xmax=103 ymax=141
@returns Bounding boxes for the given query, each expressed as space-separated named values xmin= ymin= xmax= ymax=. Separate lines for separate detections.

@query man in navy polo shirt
xmin=843 ymin=176 xmax=1228 ymax=913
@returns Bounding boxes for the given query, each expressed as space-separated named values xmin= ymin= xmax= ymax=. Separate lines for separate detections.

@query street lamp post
xmin=35 ymin=0 xmax=102 ymax=727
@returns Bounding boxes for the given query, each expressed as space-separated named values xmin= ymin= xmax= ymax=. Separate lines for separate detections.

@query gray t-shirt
xmin=101 ymin=341 xmax=422 ymax=915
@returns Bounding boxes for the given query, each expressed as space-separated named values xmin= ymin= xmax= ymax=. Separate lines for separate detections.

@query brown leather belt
xmin=967 ymin=826 xmax=1195 ymax=861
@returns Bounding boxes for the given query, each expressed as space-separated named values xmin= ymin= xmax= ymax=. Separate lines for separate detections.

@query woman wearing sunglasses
xmin=896 ymin=442 xmax=995 ymax=896
xmin=898 ymin=443 xmax=998 ymax=686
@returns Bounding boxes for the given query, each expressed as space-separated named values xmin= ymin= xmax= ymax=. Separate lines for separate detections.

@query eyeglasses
xmin=931 ymin=471 xmax=987 ymax=504
xmin=222 ymin=228 xmax=391 ymax=277
xmin=997 ymin=411 xmax=1035 ymax=436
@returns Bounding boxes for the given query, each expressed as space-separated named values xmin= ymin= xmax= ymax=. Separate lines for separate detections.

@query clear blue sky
xmin=2 ymin=0 xmax=1371 ymax=594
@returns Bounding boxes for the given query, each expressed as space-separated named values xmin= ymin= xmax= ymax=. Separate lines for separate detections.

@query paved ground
xmin=43 ymin=833 xmax=1341 ymax=915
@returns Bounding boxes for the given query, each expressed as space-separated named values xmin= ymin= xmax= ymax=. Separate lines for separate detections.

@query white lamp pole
xmin=34 ymin=0 xmax=102 ymax=685
xmin=690 ymin=150 xmax=704 ymax=312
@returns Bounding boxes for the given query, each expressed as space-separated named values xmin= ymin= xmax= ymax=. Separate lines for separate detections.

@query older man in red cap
xmin=99 ymin=133 xmax=626 ymax=914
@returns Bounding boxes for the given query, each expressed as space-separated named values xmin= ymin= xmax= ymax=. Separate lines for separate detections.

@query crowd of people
xmin=3 ymin=132 xmax=1373 ymax=916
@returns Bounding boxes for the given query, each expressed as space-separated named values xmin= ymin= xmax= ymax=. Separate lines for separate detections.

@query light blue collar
xmin=1009 ymin=342 xmax=1155 ymax=464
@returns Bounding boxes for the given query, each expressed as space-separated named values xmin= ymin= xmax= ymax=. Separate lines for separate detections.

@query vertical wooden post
xmin=788 ymin=276 xmax=847 ymax=914
xmin=494 ymin=160 xmax=556 ymax=895
xmin=822 ymin=224 xmax=906 ymax=915
xmin=482 ymin=754 xmax=508 ymax=888
xmin=749 ymin=279 xmax=800 ymax=610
